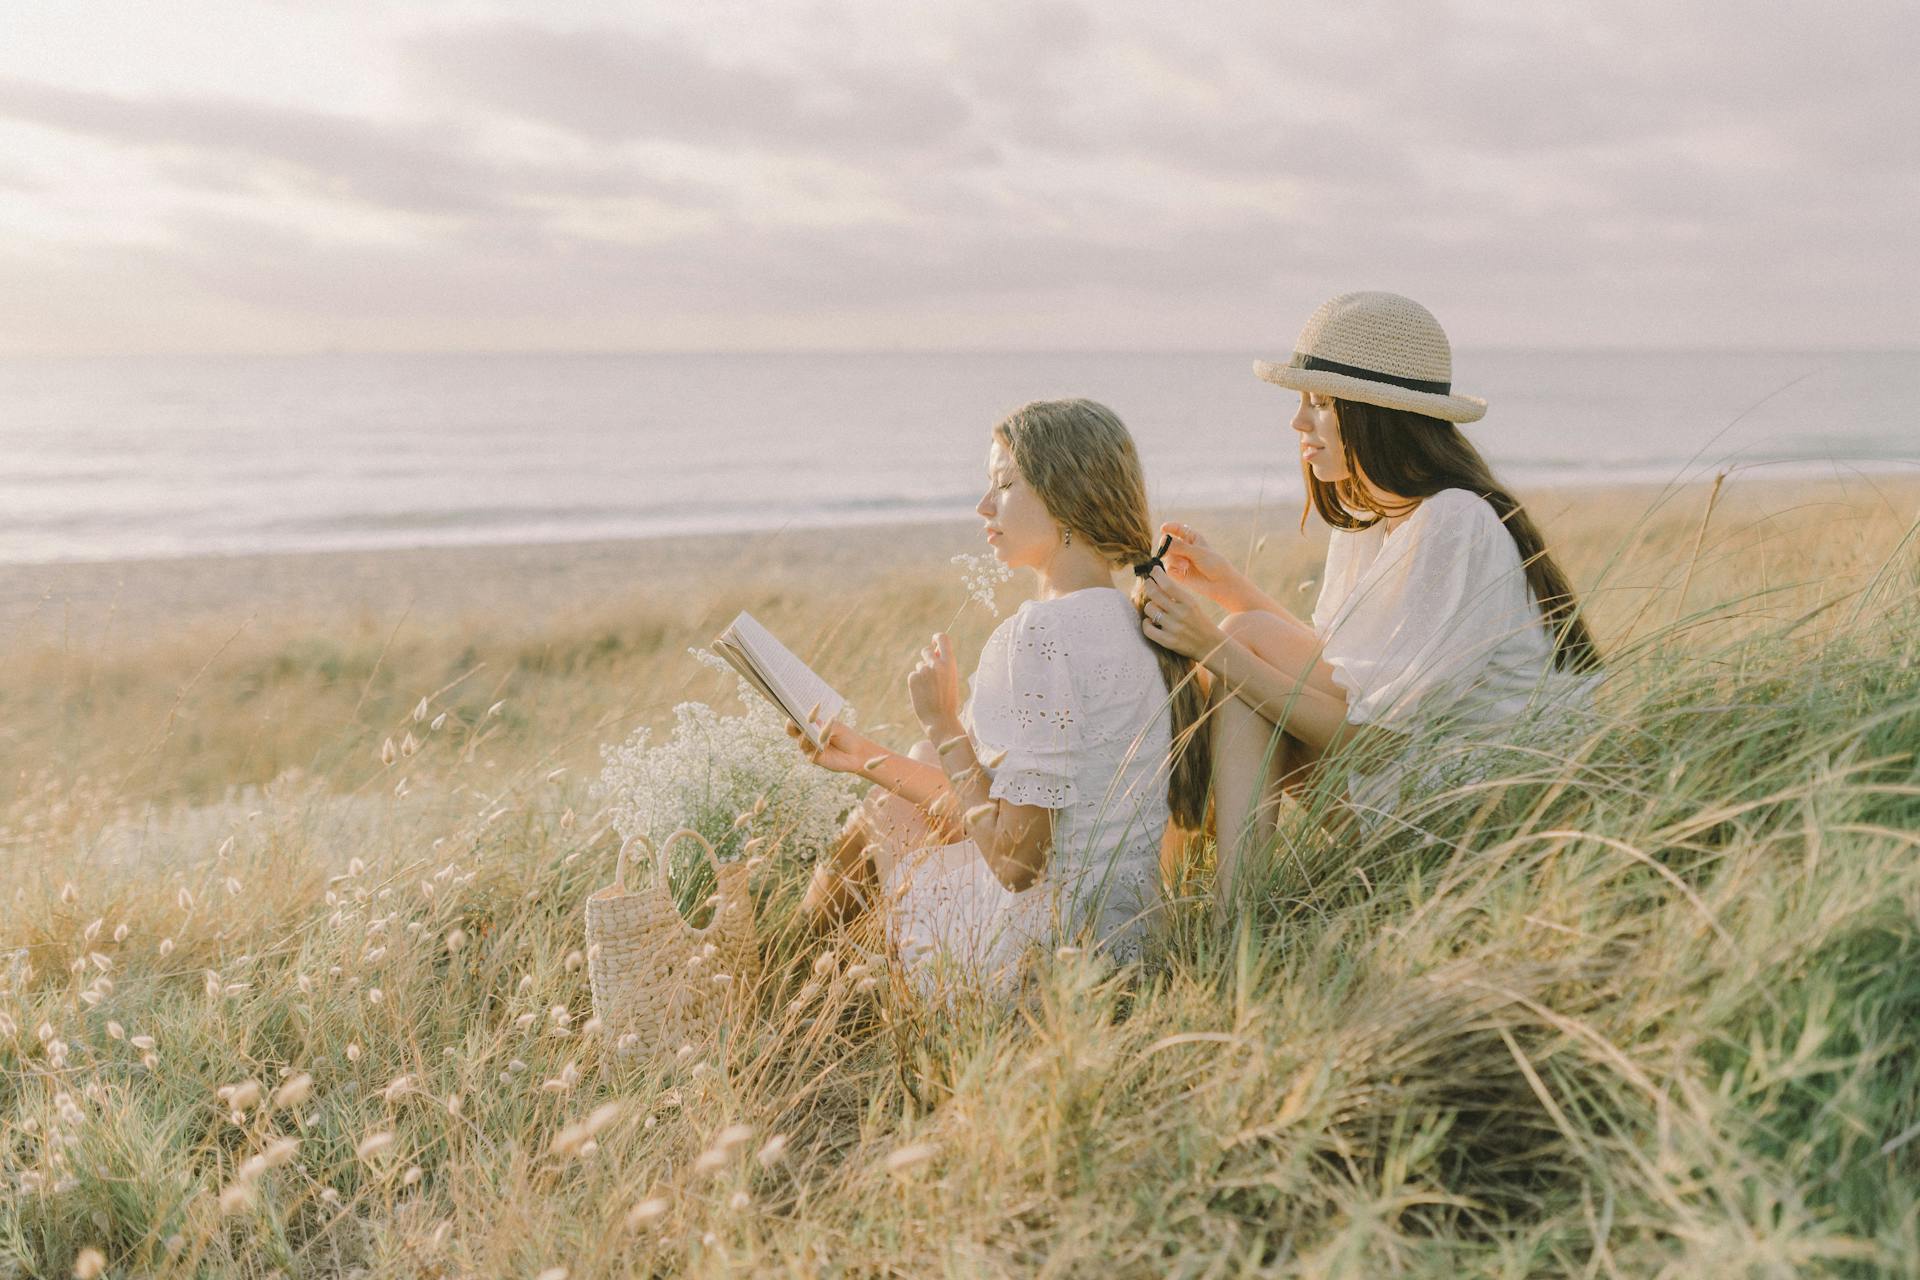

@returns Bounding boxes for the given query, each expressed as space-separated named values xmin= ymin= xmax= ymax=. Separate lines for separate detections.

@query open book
xmin=712 ymin=611 xmax=846 ymax=748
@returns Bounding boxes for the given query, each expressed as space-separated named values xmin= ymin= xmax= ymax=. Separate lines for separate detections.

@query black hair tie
xmin=1133 ymin=533 xmax=1172 ymax=578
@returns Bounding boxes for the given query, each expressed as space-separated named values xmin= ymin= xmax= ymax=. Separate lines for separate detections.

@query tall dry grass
xmin=2 ymin=476 xmax=1917 ymax=1278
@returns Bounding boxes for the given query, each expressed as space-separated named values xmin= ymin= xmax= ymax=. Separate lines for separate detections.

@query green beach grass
xmin=3 ymin=477 xmax=1918 ymax=1277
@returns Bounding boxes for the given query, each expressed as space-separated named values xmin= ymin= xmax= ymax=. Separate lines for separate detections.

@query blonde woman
xmin=792 ymin=399 xmax=1209 ymax=995
xmin=1140 ymin=292 xmax=1603 ymax=911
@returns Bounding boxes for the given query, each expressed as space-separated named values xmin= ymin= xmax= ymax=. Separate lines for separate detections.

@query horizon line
xmin=2 ymin=342 xmax=1917 ymax=360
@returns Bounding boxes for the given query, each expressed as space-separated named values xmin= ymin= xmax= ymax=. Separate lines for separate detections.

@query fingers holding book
xmin=786 ymin=715 xmax=872 ymax=776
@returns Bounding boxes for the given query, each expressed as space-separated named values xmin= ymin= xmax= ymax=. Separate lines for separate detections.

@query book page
xmin=713 ymin=633 xmax=785 ymax=713
xmin=716 ymin=612 xmax=845 ymax=746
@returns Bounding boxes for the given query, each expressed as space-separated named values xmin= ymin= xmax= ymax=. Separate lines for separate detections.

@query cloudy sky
xmin=1 ymin=0 xmax=1914 ymax=355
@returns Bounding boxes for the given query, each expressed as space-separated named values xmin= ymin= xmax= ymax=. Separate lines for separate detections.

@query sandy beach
xmin=7 ymin=474 xmax=1913 ymax=651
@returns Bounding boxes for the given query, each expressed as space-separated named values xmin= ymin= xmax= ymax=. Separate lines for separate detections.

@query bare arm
xmin=1142 ymin=566 xmax=1372 ymax=755
xmin=1201 ymin=635 xmax=1361 ymax=754
xmin=1160 ymin=522 xmax=1286 ymax=614
xmin=796 ymin=726 xmax=1052 ymax=891
xmin=792 ymin=630 xmax=1054 ymax=893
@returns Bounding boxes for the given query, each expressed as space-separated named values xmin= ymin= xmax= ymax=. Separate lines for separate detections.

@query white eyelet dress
xmin=1312 ymin=488 xmax=1603 ymax=820
xmin=880 ymin=587 xmax=1175 ymax=999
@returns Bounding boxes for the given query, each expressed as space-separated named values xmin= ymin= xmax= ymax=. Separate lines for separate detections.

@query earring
xmin=1062 ymin=528 xmax=1072 ymax=547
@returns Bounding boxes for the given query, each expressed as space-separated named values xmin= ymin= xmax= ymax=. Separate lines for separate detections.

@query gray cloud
xmin=0 ymin=75 xmax=721 ymax=219
xmin=405 ymin=21 xmax=974 ymax=154
xmin=0 ymin=0 xmax=1914 ymax=353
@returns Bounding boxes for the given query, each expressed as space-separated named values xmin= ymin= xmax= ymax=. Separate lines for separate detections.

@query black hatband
xmin=1291 ymin=351 xmax=1451 ymax=396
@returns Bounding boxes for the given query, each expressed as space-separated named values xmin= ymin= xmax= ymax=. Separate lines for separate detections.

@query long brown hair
xmin=995 ymin=399 xmax=1211 ymax=828
xmin=1305 ymin=398 xmax=1602 ymax=673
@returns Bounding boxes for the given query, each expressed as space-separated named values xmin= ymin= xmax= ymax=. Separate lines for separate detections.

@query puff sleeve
xmin=968 ymin=605 xmax=1081 ymax=809
xmin=1320 ymin=490 xmax=1535 ymax=728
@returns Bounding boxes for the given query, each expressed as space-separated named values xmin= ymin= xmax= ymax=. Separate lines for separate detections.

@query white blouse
xmin=1311 ymin=488 xmax=1600 ymax=812
xmin=881 ymin=587 xmax=1174 ymax=996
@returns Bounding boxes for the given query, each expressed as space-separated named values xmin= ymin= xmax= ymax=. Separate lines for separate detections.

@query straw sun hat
xmin=1253 ymin=291 xmax=1488 ymax=424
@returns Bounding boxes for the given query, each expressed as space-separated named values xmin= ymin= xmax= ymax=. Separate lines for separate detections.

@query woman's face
xmin=1291 ymin=390 xmax=1352 ymax=482
xmin=975 ymin=436 xmax=1060 ymax=568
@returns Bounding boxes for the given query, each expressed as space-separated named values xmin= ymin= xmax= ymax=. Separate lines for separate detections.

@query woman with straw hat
xmin=1138 ymin=291 xmax=1604 ymax=914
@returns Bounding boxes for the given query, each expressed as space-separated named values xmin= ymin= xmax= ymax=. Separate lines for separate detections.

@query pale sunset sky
xmin=0 ymin=0 xmax=1914 ymax=355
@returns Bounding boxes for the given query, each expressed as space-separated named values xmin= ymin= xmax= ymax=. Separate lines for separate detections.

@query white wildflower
xmin=592 ymin=679 xmax=859 ymax=870
xmin=950 ymin=550 xmax=1013 ymax=615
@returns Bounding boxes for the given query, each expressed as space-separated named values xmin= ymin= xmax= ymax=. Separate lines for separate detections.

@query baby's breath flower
xmin=951 ymin=551 xmax=1013 ymax=615
xmin=593 ymin=667 xmax=859 ymax=871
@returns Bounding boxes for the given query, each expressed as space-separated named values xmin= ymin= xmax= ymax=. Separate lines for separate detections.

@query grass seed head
xmin=220 ymin=1080 xmax=262 ymax=1111
xmin=885 ymin=1142 xmax=939 ymax=1174
xmin=271 ymin=1073 xmax=313 ymax=1109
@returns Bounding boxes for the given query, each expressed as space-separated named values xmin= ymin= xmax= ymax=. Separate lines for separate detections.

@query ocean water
xmin=0 ymin=349 xmax=1913 ymax=564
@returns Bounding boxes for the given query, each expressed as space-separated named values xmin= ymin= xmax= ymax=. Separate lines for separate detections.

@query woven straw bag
xmin=586 ymin=828 xmax=759 ymax=1060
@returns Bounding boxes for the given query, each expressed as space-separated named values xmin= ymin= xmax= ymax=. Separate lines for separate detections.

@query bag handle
xmin=616 ymin=827 xmax=735 ymax=939
xmin=654 ymin=826 xmax=723 ymax=888
xmin=612 ymin=831 xmax=654 ymax=893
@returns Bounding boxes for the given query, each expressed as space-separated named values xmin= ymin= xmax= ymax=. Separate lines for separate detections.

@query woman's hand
xmin=1159 ymin=521 xmax=1250 ymax=610
xmin=786 ymin=718 xmax=878 ymax=775
xmin=1141 ymin=566 xmax=1224 ymax=662
xmin=906 ymin=632 xmax=964 ymax=738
